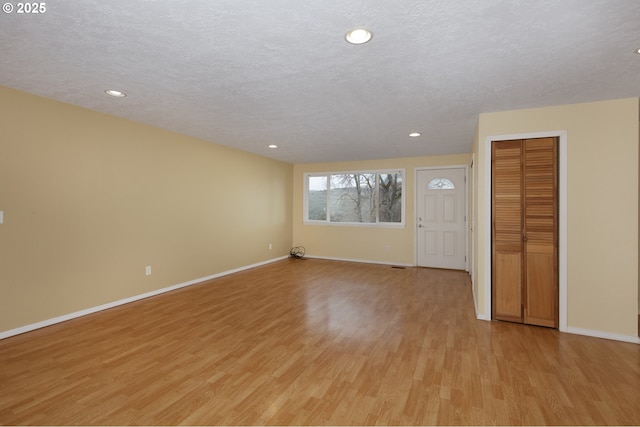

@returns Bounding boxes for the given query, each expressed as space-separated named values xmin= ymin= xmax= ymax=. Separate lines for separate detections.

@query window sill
xmin=303 ymin=221 xmax=406 ymax=229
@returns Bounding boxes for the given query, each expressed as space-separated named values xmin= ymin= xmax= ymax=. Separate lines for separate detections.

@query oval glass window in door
xmin=427 ymin=178 xmax=455 ymax=190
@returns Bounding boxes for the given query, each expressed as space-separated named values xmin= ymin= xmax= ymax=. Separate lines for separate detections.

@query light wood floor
xmin=1 ymin=258 xmax=639 ymax=425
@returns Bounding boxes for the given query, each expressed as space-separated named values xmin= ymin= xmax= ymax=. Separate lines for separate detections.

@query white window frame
xmin=303 ymin=169 xmax=405 ymax=227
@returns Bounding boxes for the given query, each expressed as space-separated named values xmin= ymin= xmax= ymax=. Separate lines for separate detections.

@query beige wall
xmin=3 ymin=85 xmax=636 ymax=341
xmin=473 ymin=98 xmax=639 ymax=338
xmin=0 ymin=86 xmax=293 ymax=333
xmin=293 ymin=154 xmax=471 ymax=265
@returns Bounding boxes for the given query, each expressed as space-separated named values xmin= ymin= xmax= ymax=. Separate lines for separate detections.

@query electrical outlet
xmin=145 ymin=266 xmax=151 ymax=276
xmin=269 ymin=243 xmax=272 ymax=250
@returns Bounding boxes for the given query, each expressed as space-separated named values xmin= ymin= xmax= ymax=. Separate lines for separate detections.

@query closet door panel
xmin=492 ymin=137 xmax=558 ymax=328
xmin=494 ymin=244 xmax=523 ymax=322
xmin=492 ymin=140 xmax=523 ymax=322
xmin=525 ymin=245 xmax=556 ymax=327
xmin=523 ymin=138 xmax=558 ymax=327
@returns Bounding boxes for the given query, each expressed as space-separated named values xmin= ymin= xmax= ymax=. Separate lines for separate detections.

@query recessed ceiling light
xmin=636 ymin=48 xmax=640 ymax=54
xmin=105 ymin=89 xmax=126 ymax=97
xmin=345 ymin=28 xmax=372 ymax=45
xmin=268 ymin=144 xmax=278 ymax=149
xmin=409 ymin=132 xmax=421 ymax=137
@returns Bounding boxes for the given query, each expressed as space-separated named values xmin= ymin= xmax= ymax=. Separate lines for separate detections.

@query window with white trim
xmin=304 ymin=169 xmax=404 ymax=226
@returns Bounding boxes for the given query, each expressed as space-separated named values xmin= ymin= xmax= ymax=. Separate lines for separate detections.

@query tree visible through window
xmin=330 ymin=173 xmax=375 ymax=223
xmin=305 ymin=170 xmax=404 ymax=225
xmin=378 ymin=173 xmax=402 ymax=222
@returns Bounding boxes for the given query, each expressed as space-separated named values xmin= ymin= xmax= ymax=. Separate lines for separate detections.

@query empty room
xmin=1 ymin=1 xmax=639 ymax=425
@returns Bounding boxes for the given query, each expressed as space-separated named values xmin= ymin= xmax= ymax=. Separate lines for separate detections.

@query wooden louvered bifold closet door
xmin=492 ymin=137 xmax=558 ymax=328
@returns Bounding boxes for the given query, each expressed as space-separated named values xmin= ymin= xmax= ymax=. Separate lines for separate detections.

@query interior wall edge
xmin=472 ymin=286 xmax=492 ymax=321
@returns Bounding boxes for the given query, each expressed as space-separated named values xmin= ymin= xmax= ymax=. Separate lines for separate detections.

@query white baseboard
xmin=7 ymin=256 xmax=635 ymax=345
xmin=305 ymin=255 xmax=414 ymax=268
xmin=0 ymin=256 xmax=289 ymax=340
xmin=472 ymin=319 xmax=637 ymax=343
xmin=564 ymin=326 xmax=640 ymax=345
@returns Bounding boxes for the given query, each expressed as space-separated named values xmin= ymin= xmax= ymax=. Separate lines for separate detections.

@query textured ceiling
xmin=1 ymin=0 xmax=639 ymax=164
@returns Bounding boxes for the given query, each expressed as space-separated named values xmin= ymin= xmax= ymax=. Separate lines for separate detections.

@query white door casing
xmin=416 ymin=167 xmax=467 ymax=270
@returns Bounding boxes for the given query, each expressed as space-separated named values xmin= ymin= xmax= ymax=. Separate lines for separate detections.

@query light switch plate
xmin=0 ymin=211 xmax=3 ymax=224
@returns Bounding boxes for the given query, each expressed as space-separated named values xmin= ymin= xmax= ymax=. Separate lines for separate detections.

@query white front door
xmin=416 ymin=168 xmax=466 ymax=269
